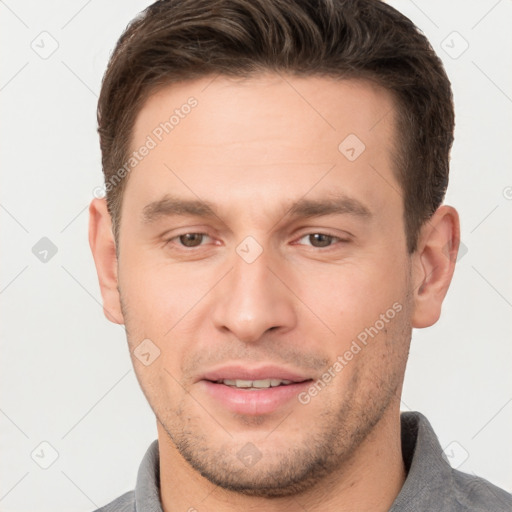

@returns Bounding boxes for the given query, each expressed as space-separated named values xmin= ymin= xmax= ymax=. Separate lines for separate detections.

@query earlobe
xmin=411 ymin=205 xmax=460 ymax=329
xmin=88 ymin=198 xmax=124 ymax=325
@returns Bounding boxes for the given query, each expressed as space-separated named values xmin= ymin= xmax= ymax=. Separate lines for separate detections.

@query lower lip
xmin=199 ymin=380 xmax=312 ymax=415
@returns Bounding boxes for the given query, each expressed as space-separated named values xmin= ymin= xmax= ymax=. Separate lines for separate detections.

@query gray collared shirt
xmin=93 ymin=411 xmax=512 ymax=511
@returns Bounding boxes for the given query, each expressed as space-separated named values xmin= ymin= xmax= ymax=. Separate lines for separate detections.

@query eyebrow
xmin=142 ymin=196 xmax=219 ymax=224
xmin=141 ymin=193 xmax=372 ymax=225
xmin=287 ymin=195 xmax=372 ymax=220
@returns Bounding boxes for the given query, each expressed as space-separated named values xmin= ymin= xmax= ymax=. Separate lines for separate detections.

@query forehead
xmin=132 ymin=73 xmax=397 ymax=154
xmin=125 ymin=73 xmax=400 ymax=219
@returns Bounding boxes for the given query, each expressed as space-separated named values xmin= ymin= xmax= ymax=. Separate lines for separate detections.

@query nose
xmin=211 ymin=245 xmax=298 ymax=343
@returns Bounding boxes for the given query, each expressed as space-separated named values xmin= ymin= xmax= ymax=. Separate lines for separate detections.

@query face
xmin=114 ymin=74 xmax=415 ymax=496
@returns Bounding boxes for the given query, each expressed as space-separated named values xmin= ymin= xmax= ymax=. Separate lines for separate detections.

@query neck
xmin=158 ymin=405 xmax=406 ymax=512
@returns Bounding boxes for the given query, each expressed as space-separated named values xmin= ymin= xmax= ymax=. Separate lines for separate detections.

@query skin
xmin=89 ymin=74 xmax=460 ymax=512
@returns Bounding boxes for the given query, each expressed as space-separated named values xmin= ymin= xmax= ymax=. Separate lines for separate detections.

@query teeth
xmin=235 ymin=379 xmax=253 ymax=388
xmin=219 ymin=378 xmax=293 ymax=388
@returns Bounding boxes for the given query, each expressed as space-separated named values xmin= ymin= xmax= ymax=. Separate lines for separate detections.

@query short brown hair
xmin=97 ymin=0 xmax=454 ymax=252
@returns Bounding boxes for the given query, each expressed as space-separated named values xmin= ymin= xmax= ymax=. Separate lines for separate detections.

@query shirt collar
xmin=134 ymin=438 xmax=162 ymax=512
xmin=389 ymin=411 xmax=455 ymax=510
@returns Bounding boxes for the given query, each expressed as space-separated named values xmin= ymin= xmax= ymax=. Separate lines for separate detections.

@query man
xmin=88 ymin=0 xmax=512 ymax=510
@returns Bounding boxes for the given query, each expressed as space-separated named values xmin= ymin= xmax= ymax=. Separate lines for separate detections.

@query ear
xmin=411 ymin=205 xmax=460 ymax=328
xmin=88 ymin=198 xmax=124 ymax=324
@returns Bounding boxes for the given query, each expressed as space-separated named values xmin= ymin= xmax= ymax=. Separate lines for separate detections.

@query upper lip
xmin=198 ymin=364 xmax=312 ymax=383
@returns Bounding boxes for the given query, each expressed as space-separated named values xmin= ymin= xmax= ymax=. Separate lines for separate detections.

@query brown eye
xmin=309 ymin=233 xmax=332 ymax=247
xmin=178 ymin=233 xmax=205 ymax=247
xmin=307 ymin=233 xmax=335 ymax=247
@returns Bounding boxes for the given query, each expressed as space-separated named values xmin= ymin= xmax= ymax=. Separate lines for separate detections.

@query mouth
xmin=208 ymin=378 xmax=301 ymax=389
xmin=197 ymin=365 xmax=314 ymax=415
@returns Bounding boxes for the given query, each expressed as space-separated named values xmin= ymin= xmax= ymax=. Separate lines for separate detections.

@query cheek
xmin=296 ymin=258 xmax=408 ymax=342
xmin=119 ymin=256 xmax=198 ymax=326
xmin=130 ymin=357 xmax=186 ymax=419
xmin=118 ymin=257 xmax=220 ymax=377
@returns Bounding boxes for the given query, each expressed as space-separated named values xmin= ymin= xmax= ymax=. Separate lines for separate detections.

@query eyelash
xmin=165 ymin=232 xmax=350 ymax=250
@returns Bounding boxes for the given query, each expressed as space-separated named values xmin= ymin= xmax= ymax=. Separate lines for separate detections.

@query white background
xmin=1 ymin=1 xmax=511 ymax=511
